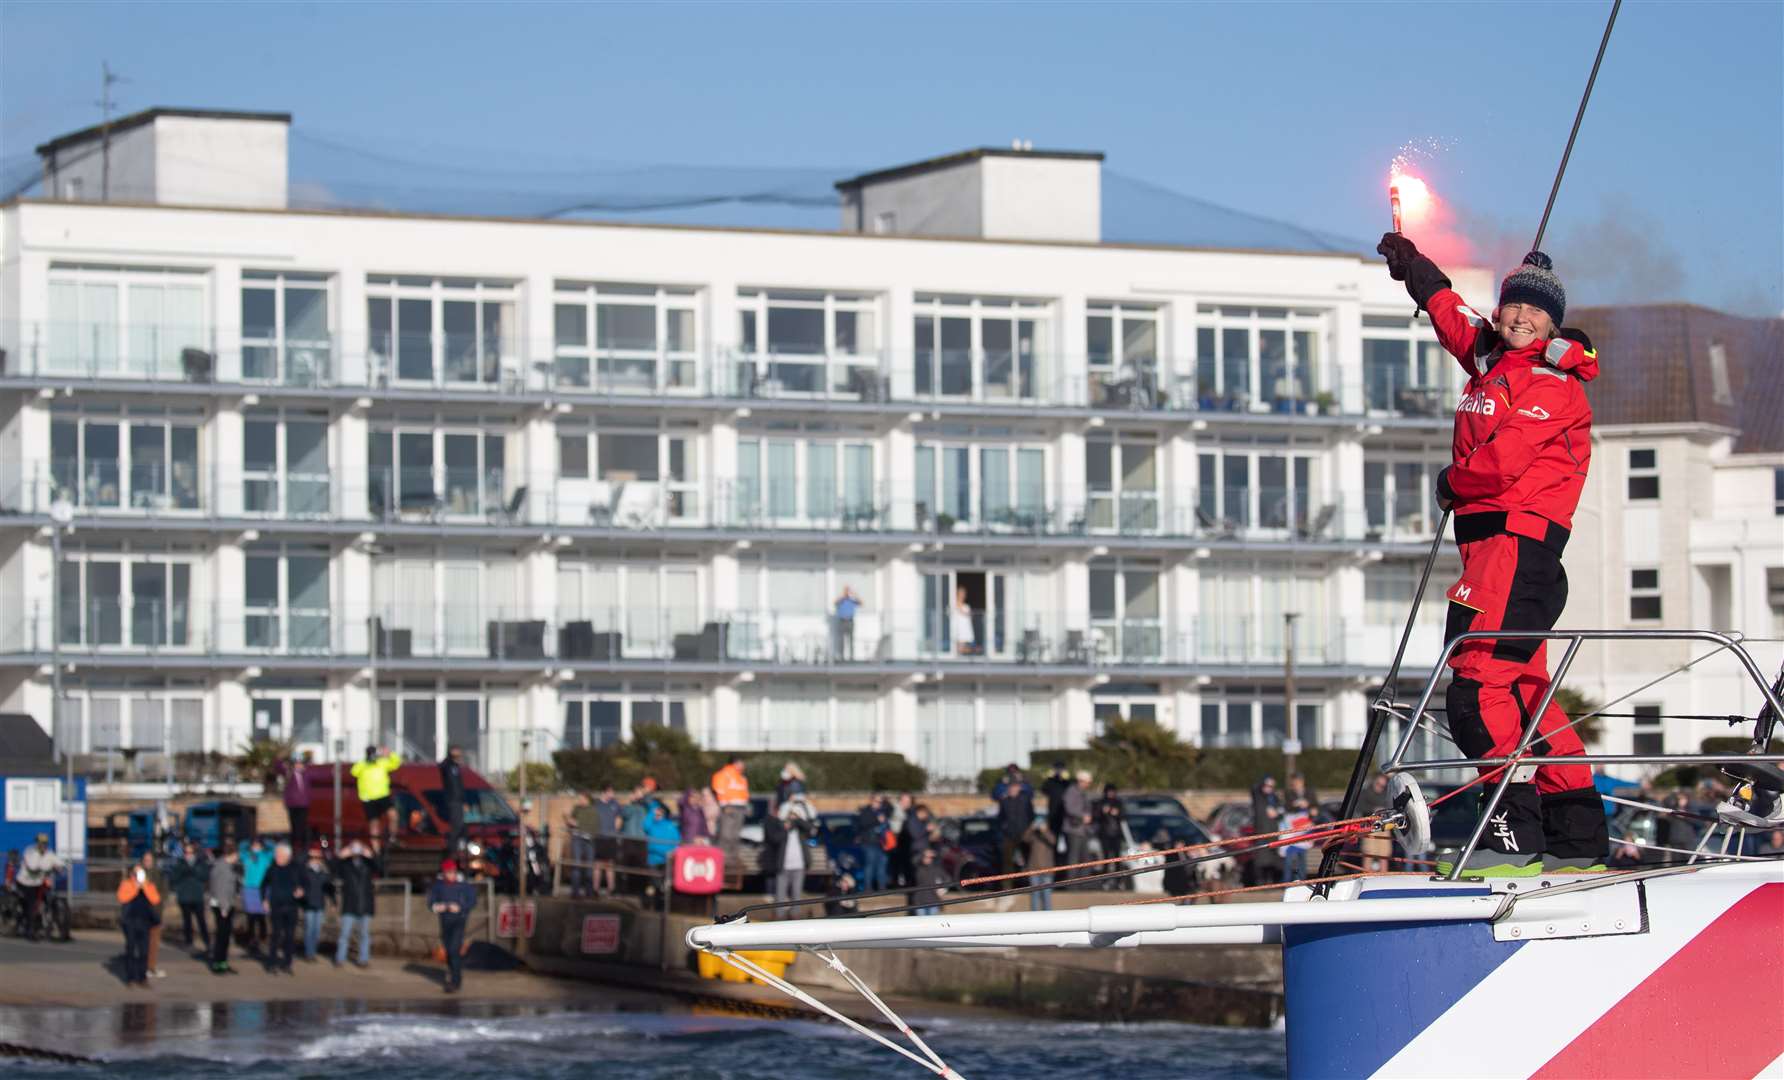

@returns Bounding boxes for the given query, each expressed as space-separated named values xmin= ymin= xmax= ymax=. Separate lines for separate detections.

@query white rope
xmin=813 ymin=947 xmax=961 ymax=1078
xmin=709 ymin=947 xmax=966 ymax=1079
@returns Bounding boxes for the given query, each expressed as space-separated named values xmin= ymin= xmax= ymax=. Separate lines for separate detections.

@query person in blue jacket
xmin=642 ymin=802 xmax=682 ymax=868
xmin=426 ymin=859 xmax=478 ymax=994
xmin=238 ymin=837 xmax=274 ymax=955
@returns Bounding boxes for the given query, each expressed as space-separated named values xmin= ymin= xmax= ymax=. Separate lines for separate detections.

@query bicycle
xmin=14 ymin=881 xmax=72 ymax=943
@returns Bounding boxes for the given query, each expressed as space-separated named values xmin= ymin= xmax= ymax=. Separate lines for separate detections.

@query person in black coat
xmin=440 ymin=745 xmax=468 ymax=856
xmin=333 ymin=841 xmax=377 ymax=967
xmin=1249 ymin=776 xmax=1285 ymax=885
xmin=1093 ymin=784 xmax=1126 ymax=890
xmin=427 ymin=859 xmax=478 ymax=993
xmin=260 ymin=843 xmax=303 ymax=973
xmin=166 ymin=840 xmax=211 ymax=952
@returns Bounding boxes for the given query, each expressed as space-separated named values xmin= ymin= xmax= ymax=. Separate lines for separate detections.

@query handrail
xmin=1377 ymin=628 xmax=1784 ymax=880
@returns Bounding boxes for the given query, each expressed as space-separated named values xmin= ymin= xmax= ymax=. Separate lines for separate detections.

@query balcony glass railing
xmin=1 ymin=462 xmax=1410 ymax=544
xmin=4 ymin=598 xmax=1383 ymax=670
xmin=1 ymin=321 xmax=1458 ymax=420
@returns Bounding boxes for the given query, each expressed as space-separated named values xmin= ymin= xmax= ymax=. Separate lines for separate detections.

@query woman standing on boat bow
xmin=1377 ymin=236 xmax=1611 ymax=876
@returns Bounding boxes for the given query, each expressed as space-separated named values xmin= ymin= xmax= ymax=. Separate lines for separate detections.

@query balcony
xmin=2 ymin=597 xmax=1398 ymax=675
xmin=0 ymin=321 xmax=1453 ymax=424
xmin=0 ymin=461 xmax=1453 ymax=549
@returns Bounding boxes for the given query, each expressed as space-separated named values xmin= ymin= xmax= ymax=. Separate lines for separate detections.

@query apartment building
xmin=0 ymin=108 xmax=1497 ymax=783
xmin=1563 ymin=304 xmax=1784 ymax=768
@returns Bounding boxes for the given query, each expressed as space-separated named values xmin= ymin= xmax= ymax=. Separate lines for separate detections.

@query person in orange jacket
xmin=117 ymin=865 xmax=162 ymax=988
xmin=710 ymin=755 xmax=750 ymax=857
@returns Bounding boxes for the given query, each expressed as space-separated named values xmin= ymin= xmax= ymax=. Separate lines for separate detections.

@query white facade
xmin=1564 ymin=424 xmax=1784 ymax=771
xmin=0 ymin=178 xmax=1504 ymax=783
xmin=37 ymin=109 xmax=291 ymax=210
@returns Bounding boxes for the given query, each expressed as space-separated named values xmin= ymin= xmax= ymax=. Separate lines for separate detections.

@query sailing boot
xmin=1540 ymin=786 xmax=1610 ymax=872
xmin=1436 ymin=782 xmax=1547 ymax=877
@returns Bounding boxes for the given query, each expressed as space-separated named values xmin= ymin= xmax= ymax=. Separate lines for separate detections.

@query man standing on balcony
xmin=710 ymin=755 xmax=749 ymax=863
xmin=1377 ymin=236 xmax=1609 ymax=876
xmin=834 ymin=585 xmax=863 ymax=661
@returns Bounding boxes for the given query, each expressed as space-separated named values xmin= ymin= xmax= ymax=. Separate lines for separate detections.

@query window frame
xmin=241 ymin=270 xmax=333 ymax=385
xmin=1629 ymin=566 xmax=1663 ymax=622
xmin=553 ymin=281 xmax=700 ymax=394
xmin=1626 ymin=447 xmax=1660 ymax=501
xmin=367 ymin=276 xmax=518 ymax=389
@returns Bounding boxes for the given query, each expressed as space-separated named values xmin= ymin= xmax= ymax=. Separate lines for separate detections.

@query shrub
xmin=553 ymin=739 xmax=926 ymax=794
xmin=979 ymin=731 xmax=1360 ymax=795
xmin=504 ymin=761 xmax=559 ymax=794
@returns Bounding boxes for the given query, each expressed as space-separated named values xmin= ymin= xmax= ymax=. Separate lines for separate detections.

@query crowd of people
xmin=105 ymin=835 xmax=388 ymax=986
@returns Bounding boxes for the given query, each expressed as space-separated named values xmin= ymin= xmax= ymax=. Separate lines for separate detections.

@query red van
xmin=303 ymin=762 xmax=522 ymax=883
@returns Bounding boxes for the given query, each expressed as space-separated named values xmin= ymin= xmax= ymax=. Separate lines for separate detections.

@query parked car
xmin=303 ymin=761 xmax=526 ymax=886
xmin=933 ymin=815 xmax=1002 ymax=886
xmin=1120 ymin=793 xmax=1191 ymax=819
xmin=816 ymin=811 xmax=867 ymax=876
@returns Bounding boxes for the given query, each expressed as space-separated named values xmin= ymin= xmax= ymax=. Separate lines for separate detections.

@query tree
xmin=1553 ymin=687 xmax=1605 ymax=747
xmin=233 ymin=737 xmax=296 ymax=785
xmin=1084 ymin=716 xmax=1200 ymax=790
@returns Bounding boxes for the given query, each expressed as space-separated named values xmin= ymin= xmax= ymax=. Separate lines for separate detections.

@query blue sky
xmin=2 ymin=1 xmax=1779 ymax=314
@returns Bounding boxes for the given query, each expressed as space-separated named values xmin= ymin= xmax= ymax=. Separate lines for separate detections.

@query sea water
xmin=1 ymin=999 xmax=1286 ymax=1079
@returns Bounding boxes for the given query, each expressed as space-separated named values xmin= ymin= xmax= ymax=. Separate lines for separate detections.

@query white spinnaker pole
xmin=690 ymin=893 xmax=1516 ymax=952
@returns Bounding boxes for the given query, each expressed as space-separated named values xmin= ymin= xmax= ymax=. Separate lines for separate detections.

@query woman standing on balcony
xmin=951 ymin=586 xmax=976 ymax=656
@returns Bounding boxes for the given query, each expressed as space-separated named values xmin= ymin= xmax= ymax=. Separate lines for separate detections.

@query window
xmin=1773 ymin=468 xmax=1783 ymax=516
xmin=557 ymin=426 xmax=695 ymax=526
xmin=58 ymin=552 xmax=192 ymax=649
xmin=244 ymin=546 xmax=331 ymax=652
xmin=1089 ymin=560 xmax=1163 ymax=660
xmin=913 ymin=440 xmax=1044 ymax=531
xmin=554 ymin=282 xmax=698 ymax=392
xmin=47 ymin=264 xmax=207 ymax=378
xmin=1198 ymin=446 xmax=1319 ymax=535
xmin=1632 ymin=704 xmax=1663 ymax=756
xmin=5 ymin=779 xmax=59 ymax=822
xmin=51 ymin=409 xmax=201 ymax=512
xmin=736 ymin=289 xmax=880 ymax=397
xmin=368 ymin=426 xmax=509 ymax=519
xmin=1629 ymin=568 xmax=1662 ymax=621
xmin=243 ymin=412 xmax=329 ymax=516
xmin=1363 ymin=450 xmax=1445 ymax=538
xmin=1194 ymin=306 xmax=1326 ymax=412
xmin=1627 ymin=448 xmax=1659 ymax=500
xmin=1086 ymin=302 xmax=1161 ymax=406
xmin=733 ymin=436 xmax=875 ymax=526
xmin=241 ymin=271 xmax=331 ymax=384
xmin=913 ymin=294 xmax=1050 ymax=401
xmin=1086 ymin=434 xmax=1158 ymax=532
xmin=368 ymin=276 xmax=516 ymax=387
xmin=1360 ymin=313 xmax=1449 ymax=415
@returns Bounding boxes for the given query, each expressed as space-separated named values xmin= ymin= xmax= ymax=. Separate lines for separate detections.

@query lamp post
xmin=49 ymin=496 xmax=74 ymax=901
xmin=516 ymin=729 xmax=531 ymax=960
xmin=1283 ymin=612 xmax=1300 ymax=779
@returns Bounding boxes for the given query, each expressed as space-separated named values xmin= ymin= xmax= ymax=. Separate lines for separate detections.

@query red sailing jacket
xmin=1425 ymin=287 xmax=1598 ymax=534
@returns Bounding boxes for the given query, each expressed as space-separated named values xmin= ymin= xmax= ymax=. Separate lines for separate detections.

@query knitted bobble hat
xmin=1499 ymin=251 xmax=1566 ymax=326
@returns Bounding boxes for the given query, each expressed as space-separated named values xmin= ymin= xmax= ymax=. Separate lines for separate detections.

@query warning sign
xmin=580 ymin=913 xmax=622 ymax=955
xmin=497 ymin=900 xmax=536 ymax=938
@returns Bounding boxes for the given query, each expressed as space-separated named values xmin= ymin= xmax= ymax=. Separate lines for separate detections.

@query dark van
xmin=303 ymin=761 xmax=520 ymax=882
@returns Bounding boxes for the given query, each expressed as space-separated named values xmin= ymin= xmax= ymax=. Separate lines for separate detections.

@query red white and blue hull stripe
xmin=1281 ymin=862 xmax=1784 ymax=1079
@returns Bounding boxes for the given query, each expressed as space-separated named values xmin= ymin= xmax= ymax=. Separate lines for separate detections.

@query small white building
xmin=1562 ymin=304 xmax=1784 ymax=772
xmin=0 ymin=107 xmax=1525 ymax=783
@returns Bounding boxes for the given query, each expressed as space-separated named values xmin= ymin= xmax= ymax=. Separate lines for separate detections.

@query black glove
xmin=1434 ymin=466 xmax=1456 ymax=510
xmin=1376 ymin=232 xmax=1420 ymax=281
xmin=1376 ymin=232 xmax=1451 ymax=311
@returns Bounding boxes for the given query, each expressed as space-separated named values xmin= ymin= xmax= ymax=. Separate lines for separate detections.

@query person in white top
xmin=951 ymin=585 xmax=977 ymax=656
xmin=15 ymin=833 xmax=63 ymax=934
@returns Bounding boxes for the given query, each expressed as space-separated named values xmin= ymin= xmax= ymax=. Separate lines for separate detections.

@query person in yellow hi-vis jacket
xmin=352 ymin=744 xmax=402 ymax=840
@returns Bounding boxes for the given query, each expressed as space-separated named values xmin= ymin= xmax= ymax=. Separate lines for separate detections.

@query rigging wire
xmin=1532 ymin=0 xmax=1623 ymax=251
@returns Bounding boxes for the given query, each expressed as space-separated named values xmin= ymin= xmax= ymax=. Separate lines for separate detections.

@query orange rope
xmin=957 ymin=815 xmax=1378 ymax=888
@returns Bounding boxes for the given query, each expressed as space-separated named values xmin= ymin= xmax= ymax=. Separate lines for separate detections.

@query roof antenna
xmin=97 ymin=61 xmax=127 ymax=201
